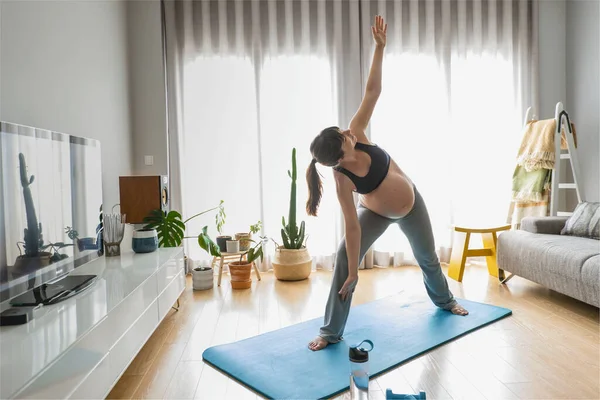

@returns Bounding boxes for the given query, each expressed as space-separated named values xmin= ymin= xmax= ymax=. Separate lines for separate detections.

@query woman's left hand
xmin=339 ymin=274 xmax=358 ymax=301
xmin=372 ymin=15 xmax=387 ymax=47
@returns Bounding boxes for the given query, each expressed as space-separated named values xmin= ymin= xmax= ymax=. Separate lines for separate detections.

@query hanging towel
xmin=506 ymin=191 xmax=550 ymax=230
xmin=516 ymin=119 xmax=577 ymax=172
xmin=511 ymin=165 xmax=551 ymax=202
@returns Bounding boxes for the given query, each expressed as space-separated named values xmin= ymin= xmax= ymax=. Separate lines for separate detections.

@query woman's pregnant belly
xmin=359 ymin=161 xmax=415 ymax=219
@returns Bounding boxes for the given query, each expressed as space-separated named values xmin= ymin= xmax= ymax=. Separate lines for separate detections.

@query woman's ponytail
xmin=306 ymin=159 xmax=322 ymax=216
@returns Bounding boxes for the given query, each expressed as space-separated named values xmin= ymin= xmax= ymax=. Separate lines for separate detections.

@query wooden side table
xmin=212 ymin=251 xmax=262 ymax=287
xmin=448 ymin=224 xmax=511 ymax=282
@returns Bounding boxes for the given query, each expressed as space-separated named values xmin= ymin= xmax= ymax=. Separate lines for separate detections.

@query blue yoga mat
xmin=202 ymin=295 xmax=511 ymax=399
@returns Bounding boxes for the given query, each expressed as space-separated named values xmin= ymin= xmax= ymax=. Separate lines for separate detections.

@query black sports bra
xmin=334 ymin=142 xmax=391 ymax=194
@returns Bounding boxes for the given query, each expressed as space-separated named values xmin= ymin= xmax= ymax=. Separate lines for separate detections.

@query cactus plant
xmin=18 ymin=153 xmax=44 ymax=257
xmin=281 ymin=148 xmax=307 ymax=249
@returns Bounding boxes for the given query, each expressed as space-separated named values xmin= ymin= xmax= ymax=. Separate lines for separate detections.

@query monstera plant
xmin=143 ymin=200 xmax=225 ymax=249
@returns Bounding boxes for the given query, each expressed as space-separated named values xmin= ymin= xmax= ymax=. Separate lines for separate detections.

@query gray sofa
xmin=497 ymin=216 xmax=600 ymax=307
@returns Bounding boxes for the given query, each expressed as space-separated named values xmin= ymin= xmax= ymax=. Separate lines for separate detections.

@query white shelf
xmin=0 ymin=247 xmax=185 ymax=399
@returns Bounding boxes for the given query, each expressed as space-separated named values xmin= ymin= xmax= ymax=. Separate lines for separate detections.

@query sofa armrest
xmin=520 ymin=216 xmax=569 ymax=234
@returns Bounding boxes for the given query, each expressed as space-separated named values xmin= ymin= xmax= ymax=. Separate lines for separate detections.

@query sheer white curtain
xmin=163 ymin=0 xmax=538 ymax=270
xmin=163 ymin=0 xmax=363 ymax=271
xmin=360 ymin=0 xmax=538 ymax=265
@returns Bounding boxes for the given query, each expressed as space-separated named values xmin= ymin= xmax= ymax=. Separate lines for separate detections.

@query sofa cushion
xmin=581 ymin=255 xmax=600 ymax=307
xmin=521 ymin=216 xmax=569 ymax=234
xmin=561 ymin=202 xmax=600 ymax=239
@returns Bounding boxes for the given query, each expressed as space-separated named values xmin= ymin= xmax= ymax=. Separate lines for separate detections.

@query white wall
xmin=538 ymin=0 xmax=567 ymax=120
xmin=0 ymin=0 xmax=133 ymax=209
xmin=127 ymin=0 xmax=168 ymax=176
xmin=566 ymin=0 xmax=600 ymax=202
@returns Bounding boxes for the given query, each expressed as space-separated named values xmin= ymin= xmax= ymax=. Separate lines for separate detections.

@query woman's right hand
xmin=372 ymin=15 xmax=387 ymax=47
xmin=339 ymin=274 xmax=358 ymax=301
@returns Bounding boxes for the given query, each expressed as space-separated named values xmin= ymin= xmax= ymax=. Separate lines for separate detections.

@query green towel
xmin=511 ymin=165 xmax=551 ymax=202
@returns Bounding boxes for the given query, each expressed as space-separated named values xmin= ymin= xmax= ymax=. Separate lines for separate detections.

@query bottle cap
xmin=349 ymin=339 xmax=374 ymax=363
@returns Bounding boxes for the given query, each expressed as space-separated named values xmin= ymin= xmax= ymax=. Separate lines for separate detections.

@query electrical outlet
xmin=144 ymin=155 xmax=154 ymax=166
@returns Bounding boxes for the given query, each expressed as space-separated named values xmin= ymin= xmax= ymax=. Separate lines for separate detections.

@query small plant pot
xmin=235 ymin=233 xmax=251 ymax=251
xmin=226 ymin=240 xmax=240 ymax=253
xmin=192 ymin=266 xmax=214 ymax=290
xmin=229 ymin=261 xmax=252 ymax=289
xmin=77 ymin=237 xmax=97 ymax=251
xmin=272 ymin=247 xmax=312 ymax=281
xmin=13 ymin=252 xmax=52 ymax=275
xmin=231 ymin=279 xmax=251 ymax=290
xmin=132 ymin=228 xmax=158 ymax=253
xmin=216 ymin=236 xmax=232 ymax=252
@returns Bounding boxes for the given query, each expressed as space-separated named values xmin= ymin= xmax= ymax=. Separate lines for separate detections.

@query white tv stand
xmin=0 ymin=247 xmax=185 ymax=399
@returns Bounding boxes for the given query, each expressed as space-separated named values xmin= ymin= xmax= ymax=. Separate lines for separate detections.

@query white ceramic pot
xmin=226 ymin=240 xmax=240 ymax=253
xmin=192 ymin=267 xmax=214 ymax=290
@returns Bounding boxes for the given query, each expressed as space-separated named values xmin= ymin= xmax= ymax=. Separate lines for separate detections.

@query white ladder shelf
xmin=551 ymin=102 xmax=583 ymax=216
xmin=523 ymin=102 xmax=583 ymax=217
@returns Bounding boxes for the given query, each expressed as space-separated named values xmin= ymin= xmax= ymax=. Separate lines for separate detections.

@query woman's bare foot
xmin=450 ymin=303 xmax=469 ymax=316
xmin=308 ymin=336 xmax=329 ymax=351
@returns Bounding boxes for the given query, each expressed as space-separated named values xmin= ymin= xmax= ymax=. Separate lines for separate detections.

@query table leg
xmin=448 ymin=231 xmax=470 ymax=282
xmin=217 ymin=257 xmax=224 ymax=287
xmin=253 ymin=262 xmax=262 ymax=281
xmin=481 ymin=232 xmax=500 ymax=278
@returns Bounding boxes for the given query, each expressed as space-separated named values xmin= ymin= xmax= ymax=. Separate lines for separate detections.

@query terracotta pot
xmin=229 ymin=261 xmax=252 ymax=289
xmin=231 ymin=279 xmax=252 ymax=290
xmin=272 ymin=247 xmax=312 ymax=281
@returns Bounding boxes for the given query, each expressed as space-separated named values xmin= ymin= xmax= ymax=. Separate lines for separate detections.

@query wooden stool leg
xmin=253 ymin=262 xmax=262 ymax=281
xmin=448 ymin=231 xmax=470 ymax=282
xmin=481 ymin=232 xmax=500 ymax=278
xmin=217 ymin=257 xmax=224 ymax=287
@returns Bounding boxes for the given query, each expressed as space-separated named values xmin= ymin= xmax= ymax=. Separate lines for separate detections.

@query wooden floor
xmin=108 ymin=263 xmax=599 ymax=400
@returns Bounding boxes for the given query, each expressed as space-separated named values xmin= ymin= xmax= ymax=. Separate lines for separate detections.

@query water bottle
xmin=349 ymin=339 xmax=374 ymax=400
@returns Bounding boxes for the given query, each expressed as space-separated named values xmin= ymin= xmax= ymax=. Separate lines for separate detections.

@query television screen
xmin=0 ymin=121 xmax=103 ymax=304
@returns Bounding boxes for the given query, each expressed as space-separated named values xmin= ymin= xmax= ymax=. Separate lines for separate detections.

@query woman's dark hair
xmin=306 ymin=126 xmax=345 ymax=216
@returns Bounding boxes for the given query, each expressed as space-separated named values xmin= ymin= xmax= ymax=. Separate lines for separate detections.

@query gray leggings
xmin=319 ymin=185 xmax=457 ymax=343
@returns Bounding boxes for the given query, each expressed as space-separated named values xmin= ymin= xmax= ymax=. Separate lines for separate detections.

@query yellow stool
xmin=448 ymin=224 xmax=511 ymax=282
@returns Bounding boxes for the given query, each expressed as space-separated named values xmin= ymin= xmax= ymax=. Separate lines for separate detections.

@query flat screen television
xmin=0 ymin=121 xmax=104 ymax=306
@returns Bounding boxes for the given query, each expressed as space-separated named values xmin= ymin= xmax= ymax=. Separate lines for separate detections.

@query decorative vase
xmin=132 ymin=228 xmax=158 ymax=253
xmin=192 ymin=266 xmax=214 ymax=290
xmin=104 ymin=241 xmax=122 ymax=257
xmin=235 ymin=233 xmax=251 ymax=251
xmin=229 ymin=261 xmax=252 ymax=289
xmin=216 ymin=235 xmax=232 ymax=252
xmin=272 ymin=247 xmax=312 ymax=281
xmin=226 ymin=240 xmax=240 ymax=253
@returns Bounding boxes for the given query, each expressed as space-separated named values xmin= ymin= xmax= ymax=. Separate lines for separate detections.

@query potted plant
xmin=12 ymin=153 xmax=52 ymax=274
xmin=229 ymin=237 xmax=265 ymax=289
xmin=213 ymin=204 xmax=230 ymax=252
xmin=143 ymin=202 xmax=225 ymax=289
xmin=192 ymin=226 xmax=221 ymax=290
xmin=142 ymin=200 xmax=225 ymax=248
xmin=272 ymin=148 xmax=312 ymax=281
xmin=235 ymin=221 xmax=262 ymax=252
